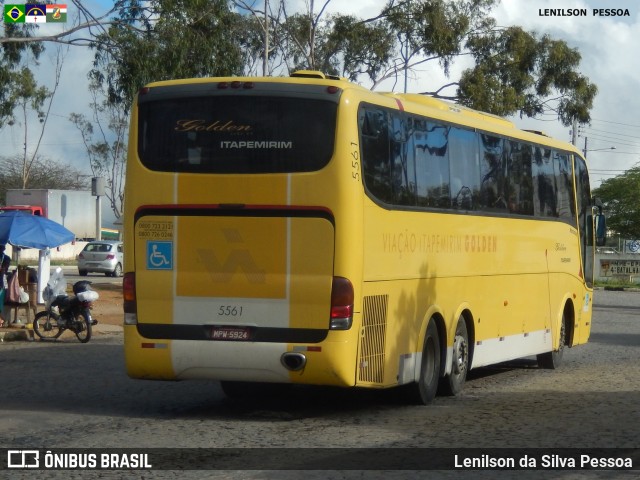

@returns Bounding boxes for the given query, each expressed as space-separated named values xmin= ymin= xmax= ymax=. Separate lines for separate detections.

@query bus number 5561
xmin=218 ymin=306 xmax=243 ymax=317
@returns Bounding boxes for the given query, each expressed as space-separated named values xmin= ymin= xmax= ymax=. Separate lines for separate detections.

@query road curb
xmin=0 ymin=323 xmax=121 ymax=343
xmin=0 ymin=326 xmax=34 ymax=342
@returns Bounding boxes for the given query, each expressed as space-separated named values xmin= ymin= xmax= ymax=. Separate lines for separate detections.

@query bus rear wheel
xmin=537 ymin=312 xmax=566 ymax=369
xmin=440 ymin=317 xmax=469 ymax=396
xmin=407 ymin=318 xmax=441 ymax=405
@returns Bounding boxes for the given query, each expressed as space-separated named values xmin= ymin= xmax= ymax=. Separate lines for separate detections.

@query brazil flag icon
xmin=4 ymin=5 xmax=26 ymax=23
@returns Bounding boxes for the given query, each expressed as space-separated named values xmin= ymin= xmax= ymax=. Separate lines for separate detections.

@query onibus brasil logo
xmin=4 ymin=4 xmax=67 ymax=23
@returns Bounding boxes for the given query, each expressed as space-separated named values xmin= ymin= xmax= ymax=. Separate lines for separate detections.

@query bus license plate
xmin=210 ymin=327 xmax=251 ymax=341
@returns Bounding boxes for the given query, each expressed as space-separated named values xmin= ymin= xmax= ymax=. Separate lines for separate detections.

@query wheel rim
xmin=74 ymin=316 xmax=89 ymax=341
xmin=34 ymin=313 xmax=61 ymax=339
xmin=452 ymin=334 xmax=468 ymax=376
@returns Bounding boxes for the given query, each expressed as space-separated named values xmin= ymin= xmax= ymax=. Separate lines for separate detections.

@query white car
xmin=77 ymin=241 xmax=124 ymax=277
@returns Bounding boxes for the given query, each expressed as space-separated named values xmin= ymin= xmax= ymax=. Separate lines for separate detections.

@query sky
xmin=0 ymin=0 xmax=639 ymax=191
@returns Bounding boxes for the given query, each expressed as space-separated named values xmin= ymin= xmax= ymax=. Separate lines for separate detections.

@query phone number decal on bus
xmin=137 ymin=221 xmax=174 ymax=240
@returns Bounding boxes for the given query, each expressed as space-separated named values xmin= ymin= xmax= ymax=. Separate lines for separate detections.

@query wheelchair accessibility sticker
xmin=147 ymin=241 xmax=173 ymax=270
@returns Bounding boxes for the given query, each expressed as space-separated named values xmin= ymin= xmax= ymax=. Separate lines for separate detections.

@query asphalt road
xmin=51 ymin=265 xmax=123 ymax=286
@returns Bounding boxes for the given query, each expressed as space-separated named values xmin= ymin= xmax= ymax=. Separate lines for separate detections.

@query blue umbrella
xmin=0 ymin=210 xmax=75 ymax=249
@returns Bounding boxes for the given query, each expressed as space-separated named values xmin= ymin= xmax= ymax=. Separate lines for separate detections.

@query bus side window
xmin=360 ymin=108 xmax=385 ymax=138
xmin=415 ymin=121 xmax=450 ymax=208
xmin=360 ymin=107 xmax=393 ymax=204
xmin=555 ymin=153 xmax=576 ymax=224
xmin=532 ymin=147 xmax=558 ymax=218
xmin=449 ymin=127 xmax=480 ymax=210
xmin=479 ymin=134 xmax=507 ymax=211
xmin=505 ymin=141 xmax=533 ymax=215
xmin=390 ymin=113 xmax=416 ymax=206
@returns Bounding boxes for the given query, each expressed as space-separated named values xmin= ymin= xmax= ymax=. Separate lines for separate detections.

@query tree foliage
xmin=592 ymin=167 xmax=640 ymax=239
xmin=0 ymin=155 xmax=87 ymax=205
xmin=236 ymin=0 xmax=596 ymax=126
xmin=70 ymin=81 xmax=128 ymax=220
xmin=68 ymin=0 xmax=249 ymax=220
xmin=276 ymin=12 xmax=395 ymax=84
xmin=90 ymin=0 xmax=246 ymax=110
xmin=460 ymin=26 xmax=598 ymax=126
xmin=0 ymin=24 xmax=45 ymax=128
xmin=384 ymin=0 xmax=494 ymax=86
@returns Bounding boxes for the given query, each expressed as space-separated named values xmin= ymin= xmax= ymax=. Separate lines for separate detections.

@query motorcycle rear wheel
xmin=33 ymin=311 xmax=63 ymax=340
xmin=73 ymin=311 xmax=92 ymax=343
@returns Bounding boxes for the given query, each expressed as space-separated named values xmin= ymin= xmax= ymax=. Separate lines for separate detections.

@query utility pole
xmin=583 ymin=136 xmax=588 ymax=158
xmin=91 ymin=177 xmax=105 ymax=241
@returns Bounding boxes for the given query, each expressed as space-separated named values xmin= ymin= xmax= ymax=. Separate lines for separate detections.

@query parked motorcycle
xmin=33 ymin=267 xmax=100 ymax=343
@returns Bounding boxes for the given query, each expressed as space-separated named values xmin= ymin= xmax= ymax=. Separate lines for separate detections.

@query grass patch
xmin=595 ymin=279 xmax=639 ymax=290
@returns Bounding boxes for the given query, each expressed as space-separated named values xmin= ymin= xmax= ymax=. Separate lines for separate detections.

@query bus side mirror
xmin=595 ymin=213 xmax=607 ymax=247
xmin=592 ymin=198 xmax=606 ymax=247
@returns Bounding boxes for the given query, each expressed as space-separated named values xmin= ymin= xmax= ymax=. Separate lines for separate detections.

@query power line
xmin=591 ymin=118 xmax=640 ymax=130
xmin=582 ymin=134 xmax=640 ymax=149
xmin=580 ymin=132 xmax=640 ymax=147
xmin=582 ymin=126 xmax=640 ymax=141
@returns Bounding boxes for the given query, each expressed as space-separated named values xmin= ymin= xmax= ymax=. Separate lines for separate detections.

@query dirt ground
xmin=89 ymin=283 xmax=123 ymax=326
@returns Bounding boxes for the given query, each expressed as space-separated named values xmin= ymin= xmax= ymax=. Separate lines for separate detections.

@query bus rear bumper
xmin=123 ymin=325 xmax=356 ymax=386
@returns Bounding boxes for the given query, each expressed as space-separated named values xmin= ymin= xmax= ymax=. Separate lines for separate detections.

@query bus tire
xmin=440 ymin=316 xmax=469 ymax=396
xmin=537 ymin=312 xmax=566 ymax=369
xmin=408 ymin=318 xmax=441 ymax=405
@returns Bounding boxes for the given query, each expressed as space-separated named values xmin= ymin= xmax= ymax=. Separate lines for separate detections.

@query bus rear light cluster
xmin=123 ymin=272 xmax=137 ymax=324
xmin=330 ymin=276 xmax=354 ymax=330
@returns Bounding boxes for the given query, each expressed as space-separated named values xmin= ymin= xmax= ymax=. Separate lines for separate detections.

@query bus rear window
xmin=138 ymin=95 xmax=338 ymax=173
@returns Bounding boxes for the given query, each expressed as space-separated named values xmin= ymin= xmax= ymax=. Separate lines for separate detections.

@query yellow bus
xmin=123 ymin=71 xmax=605 ymax=404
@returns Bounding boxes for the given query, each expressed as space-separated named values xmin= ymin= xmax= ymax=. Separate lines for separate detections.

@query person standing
xmin=0 ymin=244 xmax=10 ymax=326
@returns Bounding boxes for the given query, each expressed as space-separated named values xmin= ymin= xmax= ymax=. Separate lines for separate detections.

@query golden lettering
xmin=174 ymin=119 xmax=253 ymax=133
xmin=383 ymin=232 xmax=497 ymax=255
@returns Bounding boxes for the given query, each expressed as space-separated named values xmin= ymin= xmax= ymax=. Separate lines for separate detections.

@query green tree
xmin=8 ymin=68 xmax=50 ymax=186
xmin=592 ymin=167 xmax=640 ymax=239
xmin=459 ymin=26 xmax=598 ymax=126
xmin=90 ymin=0 xmax=245 ymax=111
xmin=382 ymin=0 xmax=494 ymax=90
xmin=71 ymin=0 xmax=248 ymax=220
xmin=69 ymin=88 xmax=127 ymax=221
xmin=275 ymin=12 xmax=395 ymax=83
xmin=0 ymin=23 xmax=45 ymax=128
xmin=239 ymin=0 xmax=596 ymax=126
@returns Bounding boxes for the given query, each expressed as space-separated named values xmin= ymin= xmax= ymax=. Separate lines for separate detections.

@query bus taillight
xmin=123 ymin=272 xmax=137 ymax=324
xmin=330 ymin=276 xmax=354 ymax=330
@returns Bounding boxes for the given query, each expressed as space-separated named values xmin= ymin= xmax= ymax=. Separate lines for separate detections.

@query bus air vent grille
xmin=358 ymin=295 xmax=388 ymax=384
